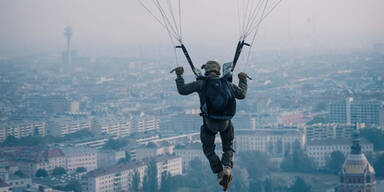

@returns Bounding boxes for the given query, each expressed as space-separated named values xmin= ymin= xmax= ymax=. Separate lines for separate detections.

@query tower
xmin=339 ymin=132 xmax=375 ymax=192
xmin=63 ymin=26 xmax=73 ymax=65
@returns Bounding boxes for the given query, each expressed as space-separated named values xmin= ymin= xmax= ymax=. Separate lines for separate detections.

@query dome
xmin=342 ymin=153 xmax=375 ymax=175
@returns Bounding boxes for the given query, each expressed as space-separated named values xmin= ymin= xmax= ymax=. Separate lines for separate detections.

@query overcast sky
xmin=0 ymin=0 xmax=383 ymax=57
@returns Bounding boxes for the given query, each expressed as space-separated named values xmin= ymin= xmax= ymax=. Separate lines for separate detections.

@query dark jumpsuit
xmin=175 ymin=74 xmax=247 ymax=173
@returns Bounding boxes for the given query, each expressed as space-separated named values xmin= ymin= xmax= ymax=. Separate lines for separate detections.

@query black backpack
xmin=200 ymin=77 xmax=236 ymax=120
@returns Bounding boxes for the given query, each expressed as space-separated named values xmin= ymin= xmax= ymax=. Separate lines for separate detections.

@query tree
xmin=54 ymin=179 xmax=82 ymax=192
xmin=289 ymin=177 xmax=311 ymax=192
xmin=103 ymin=139 xmax=123 ymax=150
xmin=118 ymin=158 xmax=127 ymax=164
xmin=52 ymin=167 xmax=66 ymax=176
xmin=142 ymin=160 xmax=158 ymax=192
xmin=35 ymin=169 xmax=48 ymax=177
xmin=374 ymin=154 xmax=384 ymax=177
xmin=2 ymin=135 xmax=19 ymax=146
xmin=159 ymin=172 xmax=171 ymax=192
xmin=65 ymin=179 xmax=82 ymax=192
xmin=325 ymin=151 xmax=345 ymax=174
xmin=237 ymin=151 xmax=271 ymax=179
xmin=281 ymin=141 xmax=316 ymax=173
xmin=360 ymin=128 xmax=384 ymax=150
xmin=230 ymin=167 xmax=249 ymax=192
xmin=34 ymin=127 xmax=40 ymax=136
xmin=264 ymin=178 xmax=273 ymax=192
xmin=14 ymin=170 xmax=24 ymax=178
xmin=131 ymin=171 xmax=140 ymax=192
xmin=76 ymin=167 xmax=87 ymax=173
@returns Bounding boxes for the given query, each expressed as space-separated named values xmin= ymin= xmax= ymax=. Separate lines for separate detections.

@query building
xmin=306 ymin=123 xmax=362 ymax=141
xmin=135 ymin=143 xmax=174 ymax=161
xmin=306 ymin=137 xmax=373 ymax=168
xmin=82 ymin=155 xmax=182 ymax=192
xmin=330 ymin=98 xmax=383 ymax=126
xmin=135 ymin=116 xmax=159 ymax=133
xmin=0 ymin=180 xmax=10 ymax=192
xmin=61 ymin=146 xmax=98 ymax=172
xmin=97 ymin=119 xmax=132 ymax=139
xmin=82 ymin=161 xmax=146 ymax=192
xmin=173 ymin=143 xmax=219 ymax=170
xmin=48 ymin=117 xmax=92 ymax=137
xmin=0 ymin=147 xmax=66 ymax=177
xmin=0 ymin=121 xmax=47 ymax=142
xmin=235 ymin=129 xmax=305 ymax=155
xmin=339 ymin=133 xmax=376 ymax=192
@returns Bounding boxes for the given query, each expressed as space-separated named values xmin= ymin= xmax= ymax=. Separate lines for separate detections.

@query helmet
xmin=203 ymin=60 xmax=221 ymax=75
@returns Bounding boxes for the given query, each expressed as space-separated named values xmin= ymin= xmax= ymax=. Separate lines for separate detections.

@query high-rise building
xmin=330 ymin=98 xmax=383 ymax=126
xmin=339 ymin=133 xmax=376 ymax=192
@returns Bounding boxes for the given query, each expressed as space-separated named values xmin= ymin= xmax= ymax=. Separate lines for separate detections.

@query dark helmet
xmin=202 ymin=60 xmax=221 ymax=75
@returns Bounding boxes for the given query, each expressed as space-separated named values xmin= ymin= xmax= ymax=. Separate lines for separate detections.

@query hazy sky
xmin=0 ymin=0 xmax=383 ymax=57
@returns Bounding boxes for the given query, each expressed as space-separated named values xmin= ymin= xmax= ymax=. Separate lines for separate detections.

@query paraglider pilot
xmin=174 ymin=61 xmax=248 ymax=190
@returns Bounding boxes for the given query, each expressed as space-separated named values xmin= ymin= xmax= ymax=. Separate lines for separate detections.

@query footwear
xmin=217 ymin=171 xmax=223 ymax=182
xmin=220 ymin=166 xmax=232 ymax=191
xmin=223 ymin=166 xmax=231 ymax=176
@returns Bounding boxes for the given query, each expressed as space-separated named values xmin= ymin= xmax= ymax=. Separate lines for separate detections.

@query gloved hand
xmin=175 ymin=66 xmax=184 ymax=75
xmin=238 ymin=72 xmax=247 ymax=80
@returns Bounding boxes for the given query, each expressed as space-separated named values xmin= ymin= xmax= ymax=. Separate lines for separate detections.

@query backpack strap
xmin=199 ymin=77 xmax=208 ymax=117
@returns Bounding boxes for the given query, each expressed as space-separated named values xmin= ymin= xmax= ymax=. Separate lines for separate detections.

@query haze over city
xmin=1 ymin=0 xmax=384 ymax=58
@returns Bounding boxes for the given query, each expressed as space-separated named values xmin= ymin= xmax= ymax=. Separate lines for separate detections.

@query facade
xmin=83 ymin=161 xmax=146 ymax=192
xmin=339 ymin=134 xmax=376 ymax=192
xmin=98 ymin=119 xmax=132 ymax=139
xmin=235 ymin=129 xmax=305 ymax=155
xmin=306 ymin=123 xmax=361 ymax=141
xmin=0 ymin=147 xmax=66 ymax=177
xmin=83 ymin=155 xmax=182 ymax=192
xmin=48 ymin=117 xmax=92 ymax=137
xmin=306 ymin=138 xmax=373 ymax=168
xmin=0 ymin=121 xmax=47 ymax=142
xmin=61 ymin=146 xmax=98 ymax=172
xmin=135 ymin=116 xmax=159 ymax=133
xmin=330 ymin=98 xmax=383 ymax=126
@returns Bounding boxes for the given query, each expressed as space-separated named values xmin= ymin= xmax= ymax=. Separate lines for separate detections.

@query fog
xmin=0 ymin=0 xmax=383 ymax=57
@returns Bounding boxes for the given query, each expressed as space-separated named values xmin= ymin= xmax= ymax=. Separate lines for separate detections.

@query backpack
xmin=200 ymin=77 xmax=236 ymax=120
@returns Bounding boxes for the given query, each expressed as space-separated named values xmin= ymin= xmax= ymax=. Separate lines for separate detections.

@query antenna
xmin=64 ymin=26 xmax=73 ymax=65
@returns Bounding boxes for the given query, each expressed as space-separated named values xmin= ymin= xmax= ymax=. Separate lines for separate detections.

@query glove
xmin=175 ymin=67 xmax=184 ymax=75
xmin=238 ymin=72 xmax=247 ymax=80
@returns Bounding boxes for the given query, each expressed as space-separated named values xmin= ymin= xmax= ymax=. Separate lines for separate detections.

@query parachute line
xmin=233 ymin=0 xmax=282 ymax=69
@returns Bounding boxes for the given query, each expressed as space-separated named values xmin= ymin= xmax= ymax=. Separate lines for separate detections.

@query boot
xmin=219 ymin=166 xmax=232 ymax=191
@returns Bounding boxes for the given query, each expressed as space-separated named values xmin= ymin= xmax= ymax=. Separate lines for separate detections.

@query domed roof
xmin=342 ymin=153 xmax=375 ymax=175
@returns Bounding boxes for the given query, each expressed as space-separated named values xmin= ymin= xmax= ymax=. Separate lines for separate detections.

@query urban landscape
xmin=1 ymin=0 xmax=384 ymax=192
